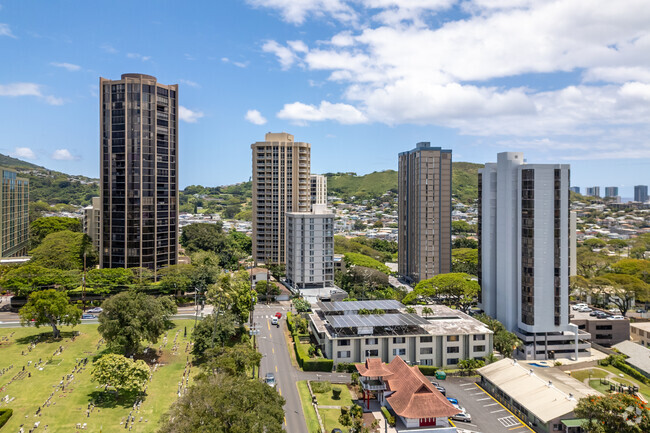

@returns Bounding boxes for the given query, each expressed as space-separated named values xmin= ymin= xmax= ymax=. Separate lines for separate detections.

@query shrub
xmin=303 ymin=358 xmax=334 ymax=372
xmin=332 ymin=388 xmax=342 ymax=400
xmin=417 ymin=365 xmax=438 ymax=376
xmin=351 ymin=372 xmax=360 ymax=386
xmin=312 ymin=381 xmax=332 ymax=393
xmin=615 ymin=361 xmax=650 ymax=385
xmin=286 ymin=312 xmax=294 ymax=333
xmin=381 ymin=406 xmax=395 ymax=426
xmin=336 ymin=362 xmax=358 ymax=373
xmin=0 ymin=409 xmax=12 ymax=428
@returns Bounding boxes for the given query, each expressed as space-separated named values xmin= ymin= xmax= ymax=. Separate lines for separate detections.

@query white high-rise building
xmin=285 ymin=204 xmax=335 ymax=289
xmin=310 ymin=174 xmax=327 ymax=205
xmin=478 ymin=152 xmax=589 ymax=360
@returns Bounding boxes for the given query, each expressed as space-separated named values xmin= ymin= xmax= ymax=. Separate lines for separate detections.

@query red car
xmin=275 ymin=312 xmax=282 ymax=319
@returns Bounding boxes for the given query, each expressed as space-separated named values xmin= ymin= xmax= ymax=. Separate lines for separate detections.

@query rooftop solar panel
xmin=318 ymin=300 xmax=404 ymax=312
xmin=328 ymin=313 xmax=430 ymax=329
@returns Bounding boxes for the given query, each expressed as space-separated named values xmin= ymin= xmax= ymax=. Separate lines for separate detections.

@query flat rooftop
xmin=318 ymin=300 xmax=404 ymax=313
xmin=328 ymin=313 xmax=430 ymax=329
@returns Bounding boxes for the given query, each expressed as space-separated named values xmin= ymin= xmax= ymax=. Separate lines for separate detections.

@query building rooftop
xmin=318 ymin=300 xmax=404 ymax=313
xmin=410 ymin=305 xmax=493 ymax=336
xmin=328 ymin=313 xmax=430 ymax=330
xmin=613 ymin=340 xmax=650 ymax=375
xmin=629 ymin=322 xmax=650 ymax=331
xmin=478 ymin=359 xmax=601 ymax=423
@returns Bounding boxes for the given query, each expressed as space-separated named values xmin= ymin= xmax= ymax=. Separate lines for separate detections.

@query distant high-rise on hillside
xmin=635 ymin=185 xmax=648 ymax=203
xmin=251 ymin=132 xmax=311 ymax=265
xmin=0 ymin=168 xmax=29 ymax=258
xmin=605 ymin=186 xmax=619 ymax=198
xmin=398 ymin=142 xmax=452 ymax=283
xmin=100 ymin=74 xmax=179 ymax=270
xmin=585 ymin=186 xmax=600 ymax=197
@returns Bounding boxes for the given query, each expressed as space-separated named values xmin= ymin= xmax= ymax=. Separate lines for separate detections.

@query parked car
xmin=265 ymin=373 xmax=276 ymax=388
xmin=87 ymin=307 xmax=103 ymax=314
xmin=81 ymin=314 xmax=96 ymax=320
xmin=596 ymin=312 xmax=609 ymax=319
xmin=271 ymin=317 xmax=279 ymax=326
xmin=572 ymin=304 xmax=588 ymax=311
xmin=435 ymin=385 xmax=446 ymax=395
xmin=607 ymin=315 xmax=625 ymax=320
xmin=636 ymin=309 xmax=646 ymax=314
xmin=578 ymin=307 xmax=592 ymax=313
xmin=447 ymin=397 xmax=458 ymax=405
xmin=450 ymin=412 xmax=472 ymax=423
xmin=609 ymin=308 xmax=620 ymax=313
xmin=589 ymin=311 xmax=599 ymax=316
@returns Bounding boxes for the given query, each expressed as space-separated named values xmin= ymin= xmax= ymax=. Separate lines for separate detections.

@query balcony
xmin=360 ymin=378 xmax=386 ymax=391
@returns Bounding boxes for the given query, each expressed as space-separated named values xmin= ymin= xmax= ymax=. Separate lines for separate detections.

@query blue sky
xmin=1 ymin=0 xmax=650 ymax=197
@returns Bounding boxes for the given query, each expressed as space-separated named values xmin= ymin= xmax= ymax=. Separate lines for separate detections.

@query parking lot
xmin=435 ymin=376 xmax=535 ymax=433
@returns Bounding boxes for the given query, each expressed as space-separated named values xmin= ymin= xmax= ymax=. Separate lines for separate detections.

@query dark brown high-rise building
xmin=251 ymin=132 xmax=311 ymax=265
xmin=100 ymin=74 xmax=178 ymax=270
xmin=398 ymin=143 xmax=452 ymax=283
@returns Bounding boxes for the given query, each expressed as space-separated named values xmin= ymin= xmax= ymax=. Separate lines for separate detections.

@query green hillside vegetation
xmin=180 ymin=182 xmax=252 ymax=218
xmin=334 ymin=236 xmax=395 ymax=263
xmin=343 ymin=252 xmax=392 ymax=274
xmin=326 ymin=170 xmax=398 ymax=200
xmin=325 ymin=162 xmax=484 ymax=204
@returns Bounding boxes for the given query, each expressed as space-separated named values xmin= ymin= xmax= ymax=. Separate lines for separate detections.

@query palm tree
xmin=422 ymin=306 xmax=433 ymax=318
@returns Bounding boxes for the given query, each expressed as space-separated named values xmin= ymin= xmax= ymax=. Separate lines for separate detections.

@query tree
xmin=158 ymin=374 xmax=285 ymax=433
xmin=453 ymin=237 xmax=478 ymax=249
xmin=451 ymin=248 xmax=478 ymax=275
xmin=91 ymin=354 xmax=150 ymax=397
xmin=293 ymin=298 xmax=311 ymax=313
xmin=255 ymin=280 xmax=280 ymax=298
xmin=577 ymin=249 xmax=615 ymax=278
xmin=607 ymin=239 xmax=628 ymax=251
xmin=403 ymin=273 xmax=479 ymax=312
xmin=493 ymin=330 xmax=522 ymax=358
xmin=353 ymin=220 xmax=366 ymax=231
xmin=229 ymin=230 xmax=252 ymax=255
xmin=590 ymin=274 xmax=650 ymax=316
xmin=610 ymin=259 xmax=650 ymax=284
xmin=86 ymin=268 xmax=134 ymax=293
xmin=452 ymin=220 xmax=476 ymax=234
xmin=205 ymin=344 xmax=262 ymax=376
xmin=158 ymin=264 xmax=195 ymax=294
xmin=30 ymin=216 xmax=82 ymax=248
xmin=207 ymin=270 xmax=253 ymax=324
xmin=29 ymin=230 xmax=98 ymax=270
xmin=98 ymin=291 xmax=177 ymax=357
xmin=421 ymin=306 xmax=433 ymax=317
xmin=180 ymin=223 xmax=225 ymax=252
xmin=19 ymin=289 xmax=81 ymax=338
xmin=192 ymin=311 xmax=238 ymax=358
xmin=583 ymin=238 xmax=608 ymax=251
xmin=575 ymin=393 xmax=650 ymax=433
xmin=458 ymin=358 xmax=485 ymax=375
xmin=570 ymin=275 xmax=591 ymax=302
xmin=0 ymin=264 xmax=80 ymax=296
xmin=343 ymin=252 xmax=391 ymax=274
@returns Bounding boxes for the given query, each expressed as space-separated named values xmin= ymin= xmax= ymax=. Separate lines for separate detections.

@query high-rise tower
xmin=100 ymin=74 xmax=178 ymax=270
xmin=398 ymin=143 xmax=452 ymax=283
xmin=251 ymin=132 xmax=311 ymax=264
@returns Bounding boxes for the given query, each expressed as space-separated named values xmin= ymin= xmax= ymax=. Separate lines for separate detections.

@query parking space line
xmin=474 ymin=383 xmax=535 ymax=433
xmin=483 ymin=402 xmax=500 ymax=407
xmin=476 ymin=397 xmax=491 ymax=401
xmin=459 ymin=383 xmax=475 ymax=387
xmin=471 ymin=392 xmax=484 ymax=395
xmin=490 ymin=409 xmax=506 ymax=413
xmin=509 ymin=426 xmax=526 ymax=430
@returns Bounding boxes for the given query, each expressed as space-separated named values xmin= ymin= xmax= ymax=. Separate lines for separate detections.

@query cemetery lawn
xmin=0 ymin=320 xmax=195 ymax=433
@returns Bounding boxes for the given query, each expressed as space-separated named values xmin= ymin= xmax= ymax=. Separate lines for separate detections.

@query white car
xmin=578 ymin=307 xmax=592 ymax=313
xmin=607 ymin=315 xmax=625 ymax=320
xmin=87 ymin=307 xmax=103 ymax=314
xmin=572 ymin=304 xmax=588 ymax=311
xmin=450 ymin=412 xmax=472 ymax=423
xmin=271 ymin=317 xmax=279 ymax=326
xmin=264 ymin=373 xmax=276 ymax=388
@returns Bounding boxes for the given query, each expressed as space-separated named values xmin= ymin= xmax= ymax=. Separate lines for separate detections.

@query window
xmin=447 ymin=358 xmax=459 ymax=365
xmin=447 ymin=335 xmax=459 ymax=342
xmin=474 ymin=345 xmax=486 ymax=352
xmin=595 ymin=325 xmax=612 ymax=330
xmin=473 ymin=334 xmax=485 ymax=341
xmin=420 ymin=336 xmax=433 ymax=343
xmin=366 ymin=349 xmax=378 ymax=357
xmin=393 ymin=348 xmax=406 ymax=356
xmin=420 ymin=347 xmax=433 ymax=355
xmin=365 ymin=338 xmax=379 ymax=345
xmin=338 ymin=339 xmax=350 ymax=346
xmin=421 ymin=359 xmax=433 ymax=366
xmin=553 ymin=424 xmax=562 ymax=431
xmin=447 ymin=347 xmax=460 ymax=353
xmin=393 ymin=337 xmax=406 ymax=344
xmin=596 ymin=334 xmax=613 ymax=340
xmin=337 ymin=351 xmax=351 ymax=358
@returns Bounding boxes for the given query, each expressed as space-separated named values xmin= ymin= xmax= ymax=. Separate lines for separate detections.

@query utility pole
xmin=82 ymin=251 xmax=87 ymax=312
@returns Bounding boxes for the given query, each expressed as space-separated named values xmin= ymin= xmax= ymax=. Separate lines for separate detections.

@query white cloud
xmin=179 ymin=106 xmax=204 ymax=123
xmin=126 ymin=53 xmax=151 ymax=61
xmin=180 ymin=79 xmax=200 ymax=88
xmin=101 ymin=44 xmax=118 ymax=54
xmin=0 ymin=82 xmax=63 ymax=105
xmin=50 ymin=62 xmax=81 ymax=72
xmin=245 ymin=109 xmax=268 ymax=125
xmin=0 ymin=23 xmax=16 ymax=38
xmin=262 ymin=40 xmax=299 ymax=69
xmin=11 ymin=147 xmax=36 ymax=160
xmin=256 ymin=0 xmax=650 ymax=159
xmin=246 ymin=0 xmax=356 ymax=24
xmin=51 ymin=149 xmax=77 ymax=161
xmin=221 ymin=57 xmax=248 ymax=68
xmin=277 ymin=101 xmax=368 ymax=124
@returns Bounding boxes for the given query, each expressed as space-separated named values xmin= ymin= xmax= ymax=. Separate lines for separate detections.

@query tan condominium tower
xmin=99 ymin=74 xmax=179 ymax=270
xmin=252 ymin=132 xmax=311 ymax=265
xmin=0 ymin=168 xmax=29 ymax=258
xmin=398 ymin=142 xmax=452 ymax=283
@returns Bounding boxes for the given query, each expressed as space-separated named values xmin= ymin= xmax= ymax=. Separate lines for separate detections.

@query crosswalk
xmin=498 ymin=416 xmax=520 ymax=428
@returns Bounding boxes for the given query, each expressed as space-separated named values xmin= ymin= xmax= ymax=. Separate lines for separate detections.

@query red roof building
xmin=356 ymin=356 xmax=460 ymax=431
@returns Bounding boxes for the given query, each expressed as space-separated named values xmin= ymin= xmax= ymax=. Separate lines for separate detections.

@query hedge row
xmin=286 ymin=312 xmax=295 ymax=334
xmin=336 ymin=362 xmax=358 ymax=373
xmin=0 ymin=409 xmax=13 ymax=428
xmin=292 ymin=335 xmax=333 ymax=372
xmin=417 ymin=365 xmax=438 ymax=376
xmin=616 ymin=361 xmax=650 ymax=385
xmin=381 ymin=406 xmax=395 ymax=426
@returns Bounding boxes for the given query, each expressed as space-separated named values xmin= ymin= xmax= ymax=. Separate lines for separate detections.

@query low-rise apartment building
xmin=310 ymin=301 xmax=493 ymax=367
xmin=630 ymin=321 xmax=650 ymax=346
xmin=571 ymin=310 xmax=629 ymax=347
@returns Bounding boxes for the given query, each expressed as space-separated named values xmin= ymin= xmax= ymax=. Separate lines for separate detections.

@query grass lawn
xmin=297 ymin=380 xmax=321 ymax=433
xmin=599 ymin=365 xmax=650 ymax=400
xmin=320 ymin=408 xmax=349 ymax=433
xmin=588 ymin=379 xmax=612 ymax=394
xmin=0 ymin=320 xmax=195 ymax=433
xmin=571 ymin=368 xmax=609 ymax=383
xmin=313 ymin=383 xmax=354 ymax=407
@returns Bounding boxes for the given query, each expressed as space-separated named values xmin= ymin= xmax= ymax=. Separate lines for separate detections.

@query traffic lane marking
xmin=509 ymin=426 xmax=526 ymax=430
xmin=474 ymin=383 xmax=534 ymax=433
